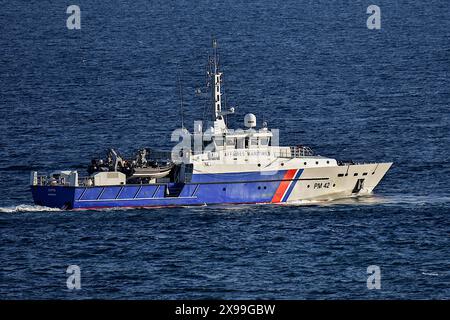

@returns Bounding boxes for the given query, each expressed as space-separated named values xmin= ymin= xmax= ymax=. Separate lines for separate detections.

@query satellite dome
xmin=244 ymin=113 xmax=256 ymax=128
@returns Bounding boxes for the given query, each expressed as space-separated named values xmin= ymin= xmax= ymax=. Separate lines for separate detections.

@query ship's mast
xmin=206 ymin=39 xmax=234 ymax=132
xmin=211 ymin=39 xmax=223 ymax=120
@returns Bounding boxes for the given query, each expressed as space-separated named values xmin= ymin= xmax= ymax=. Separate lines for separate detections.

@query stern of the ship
xmin=31 ymin=185 xmax=76 ymax=209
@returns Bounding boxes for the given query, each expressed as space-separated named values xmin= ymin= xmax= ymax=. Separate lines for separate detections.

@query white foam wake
xmin=0 ymin=204 xmax=61 ymax=213
xmin=282 ymin=194 xmax=450 ymax=206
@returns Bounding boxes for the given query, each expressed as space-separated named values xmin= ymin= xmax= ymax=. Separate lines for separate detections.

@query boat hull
xmin=31 ymin=163 xmax=392 ymax=209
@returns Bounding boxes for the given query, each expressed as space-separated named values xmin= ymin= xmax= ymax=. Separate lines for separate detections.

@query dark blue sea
xmin=0 ymin=0 xmax=449 ymax=299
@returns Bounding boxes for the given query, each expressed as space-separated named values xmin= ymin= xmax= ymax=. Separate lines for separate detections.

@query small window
xmin=307 ymin=185 xmax=310 ymax=188
xmin=257 ymin=164 xmax=261 ymax=167
xmin=362 ymin=172 xmax=368 ymax=176
xmin=263 ymin=186 xmax=267 ymax=190
xmin=345 ymin=173 xmax=348 ymax=176
xmin=226 ymin=137 xmax=235 ymax=146
xmin=338 ymin=173 xmax=344 ymax=177
xmin=315 ymin=161 xmax=319 ymax=165
xmin=326 ymin=161 xmax=330 ymax=164
xmin=333 ymin=184 xmax=336 ymax=187
xmin=258 ymin=186 xmax=261 ymax=190
xmin=304 ymin=162 xmax=307 ymax=165
xmin=281 ymin=163 xmax=284 ymax=166
xmin=236 ymin=138 xmax=244 ymax=149
xmin=222 ymin=187 xmax=226 ymax=191
xmin=354 ymin=173 xmax=358 ymax=176
xmin=245 ymin=138 xmax=250 ymax=148
xmin=260 ymin=137 xmax=269 ymax=146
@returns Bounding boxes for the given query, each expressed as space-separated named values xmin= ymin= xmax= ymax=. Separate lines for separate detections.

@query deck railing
xmin=34 ymin=174 xmax=92 ymax=187
xmin=290 ymin=146 xmax=314 ymax=157
xmin=276 ymin=146 xmax=314 ymax=158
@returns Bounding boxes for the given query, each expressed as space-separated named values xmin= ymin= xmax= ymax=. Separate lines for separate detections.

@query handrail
xmin=290 ymin=146 xmax=314 ymax=157
xmin=275 ymin=146 xmax=314 ymax=158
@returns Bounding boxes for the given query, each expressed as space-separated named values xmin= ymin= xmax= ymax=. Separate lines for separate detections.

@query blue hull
xmin=31 ymin=170 xmax=303 ymax=209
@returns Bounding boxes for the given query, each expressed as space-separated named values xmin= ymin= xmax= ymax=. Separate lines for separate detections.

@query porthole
xmin=316 ymin=161 xmax=319 ymax=165
xmin=307 ymin=185 xmax=310 ymax=188
xmin=281 ymin=163 xmax=284 ymax=166
xmin=363 ymin=172 xmax=368 ymax=176
xmin=222 ymin=187 xmax=226 ymax=191
xmin=258 ymin=186 xmax=261 ymax=190
xmin=257 ymin=164 xmax=261 ymax=167
xmin=333 ymin=184 xmax=336 ymax=187
xmin=326 ymin=161 xmax=330 ymax=164
xmin=345 ymin=173 xmax=348 ymax=176
xmin=263 ymin=186 xmax=267 ymax=190
xmin=304 ymin=162 xmax=307 ymax=165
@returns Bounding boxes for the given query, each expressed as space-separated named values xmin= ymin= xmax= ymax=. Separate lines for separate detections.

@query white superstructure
xmin=178 ymin=40 xmax=392 ymax=202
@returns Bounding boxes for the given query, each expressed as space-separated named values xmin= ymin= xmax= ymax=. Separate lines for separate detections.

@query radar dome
xmin=244 ymin=113 xmax=256 ymax=128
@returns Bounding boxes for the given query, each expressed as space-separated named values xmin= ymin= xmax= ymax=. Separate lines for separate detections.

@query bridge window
xmin=226 ymin=137 xmax=235 ymax=146
xmin=236 ymin=138 xmax=244 ymax=149
xmin=215 ymin=139 xmax=224 ymax=147
xmin=260 ymin=137 xmax=269 ymax=146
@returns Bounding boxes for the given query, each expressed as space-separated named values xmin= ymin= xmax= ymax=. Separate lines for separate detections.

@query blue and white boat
xmin=30 ymin=41 xmax=392 ymax=210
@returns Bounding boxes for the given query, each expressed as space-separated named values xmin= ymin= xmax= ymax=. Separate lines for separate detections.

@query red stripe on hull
xmin=271 ymin=169 xmax=297 ymax=203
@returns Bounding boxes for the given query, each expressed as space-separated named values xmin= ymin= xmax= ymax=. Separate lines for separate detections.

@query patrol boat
xmin=30 ymin=41 xmax=392 ymax=209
